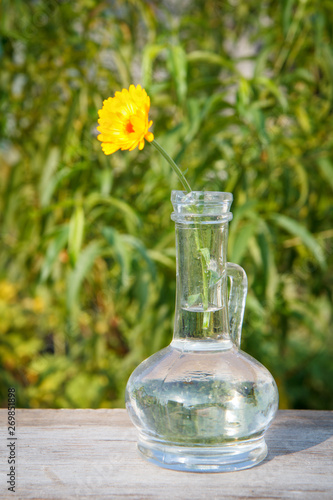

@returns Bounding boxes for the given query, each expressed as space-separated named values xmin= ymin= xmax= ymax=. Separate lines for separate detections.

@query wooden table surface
xmin=0 ymin=409 xmax=332 ymax=499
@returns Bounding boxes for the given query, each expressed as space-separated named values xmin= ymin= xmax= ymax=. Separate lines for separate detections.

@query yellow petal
xmin=102 ymin=143 xmax=120 ymax=155
xmin=145 ymin=131 xmax=154 ymax=142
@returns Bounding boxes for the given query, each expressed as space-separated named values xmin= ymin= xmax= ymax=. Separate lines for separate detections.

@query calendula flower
xmin=97 ymin=84 xmax=154 ymax=154
xmin=97 ymin=84 xmax=192 ymax=193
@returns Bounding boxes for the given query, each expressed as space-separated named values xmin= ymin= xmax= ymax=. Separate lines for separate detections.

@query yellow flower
xmin=97 ymin=84 xmax=154 ymax=154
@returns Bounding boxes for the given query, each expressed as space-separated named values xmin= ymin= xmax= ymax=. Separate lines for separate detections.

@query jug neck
xmin=170 ymin=191 xmax=234 ymax=350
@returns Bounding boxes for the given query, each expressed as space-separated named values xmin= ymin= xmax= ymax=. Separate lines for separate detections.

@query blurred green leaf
xmin=270 ymin=214 xmax=326 ymax=269
xmin=187 ymin=51 xmax=234 ymax=71
xmin=66 ymin=241 xmax=104 ymax=312
xmin=257 ymin=232 xmax=278 ymax=308
xmin=86 ymin=194 xmax=141 ymax=233
xmin=317 ymin=158 xmax=333 ymax=192
xmin=122 ymin=234 xmax=156 ymax=278
xmin=40 ymin=225 xmax=69 ymax=282
xmin=142 ymin=44 xmax=166 ymax=90
xmin=167 ymin=45 xmax=187 ymax=104
xmin=68 ymin=206 xmax=85 ymax=267
xmin=254 ymin=77 xmax=288 ymax=110
xmin=39 ymin=147 xmax=60 ymax=207
xmin=282 ymin=0 xmax=296 ymax=36
xmin=230 ymin=223 xmax=257 ymax=264
xmin=102 ymin=227 xmax=130 ymax=287
xmin=147 ymin=250 xmax=175 ymax=270
xmin=295 ymin=106 xmax=311 ymax=134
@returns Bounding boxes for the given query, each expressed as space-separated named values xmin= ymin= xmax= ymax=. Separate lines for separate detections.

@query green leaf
xmin=59 ymin=91 xmax=79 ymax=154
xmin=270 ymin=214 xmax=326 ymax=269
xmin=122 ymin=234 xmax=156 ymax=278
xmin=199 ymin=247 xmax=210 ymax=265
xmin=147 ymin=250 xmax=175 ymax=270
xmin=86 ymin=194 xmax=141 ymax=233
xmin=66 ymin=241 xmax=104 ymax=312
xmin=295 ymin=105 xmax=311 ymax=134
xmin=317 ymin=158 xmax=333 ymax=191
xmin=102 ymin=227 xmax=130 ymax=287
xmin=99 ymin=169 xmax=113 ymax=197
xmin=237 ymin=77 xmax=251 ymax=108
xmin=291 ymin=161 xmax=309 ymax=208
xmin=230 ymin=223 xmax=257 ymax=264
xmin=142 ymin=44 xmax=166 ymax=90
xmin=40 ymin=225 xmax=69 ymax=282
xmin=167 ymin=45 xmax=187 ymax=104
xmin=257 ymin=232 xmax=278 ymax=308
xmin=39 ymin=147 xmax=60 ymax=207
xmin=68 ymin=206 xmax=85 ymax=267
xmin=246 ymin=293 xmax=265 ymax=317
xmin=282 ymin=0 xmax=296 ymax=36
xmin=187 ymin=293 xmax=202 ymax=307
xmin=209 ymin=270 xmax=222 ymax=287
xmin=187 ymin=51 xmax=234 ymax=71
xmin=254 ymin=77 xmax=288 ymax=110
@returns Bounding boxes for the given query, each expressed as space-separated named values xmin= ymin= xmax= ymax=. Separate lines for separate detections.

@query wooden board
xmin=0 ymin=409 xmax=332 ymax=499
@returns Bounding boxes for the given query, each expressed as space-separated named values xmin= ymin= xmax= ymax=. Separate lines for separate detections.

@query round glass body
xmin=126 ymin=192 xmax=278 ymax=472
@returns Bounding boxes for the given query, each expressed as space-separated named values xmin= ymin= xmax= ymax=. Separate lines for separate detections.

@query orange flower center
xmin=126 ymin=120 xmax=135 ymax=134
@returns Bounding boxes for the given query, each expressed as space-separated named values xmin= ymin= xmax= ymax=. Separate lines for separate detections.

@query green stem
xmin=150 ymin=140 xmax=192 ymax=193
xmin=195 ymin=226 xmax=210 ymax=329
xmin=150 ymin=139 xmax=210 ymax=329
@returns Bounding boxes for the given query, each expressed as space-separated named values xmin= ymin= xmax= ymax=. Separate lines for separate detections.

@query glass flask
xmin=126 ymin=191 xmax=278 ymax=472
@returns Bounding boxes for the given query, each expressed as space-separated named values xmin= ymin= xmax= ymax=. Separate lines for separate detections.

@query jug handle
xmin=226 ymin=262 xmax=248 ymax=348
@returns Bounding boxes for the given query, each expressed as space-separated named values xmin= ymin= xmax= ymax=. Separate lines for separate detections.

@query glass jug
xmin=126 ymin=191 xmax=278 ymax=472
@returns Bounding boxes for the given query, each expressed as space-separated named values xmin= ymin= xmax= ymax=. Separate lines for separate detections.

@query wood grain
xmin=0 ymin=410 xmax=332 ymax=499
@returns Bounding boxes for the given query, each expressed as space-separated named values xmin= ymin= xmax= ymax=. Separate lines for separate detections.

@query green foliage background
xmin=1 ymin=0 xmax=332 ymax=409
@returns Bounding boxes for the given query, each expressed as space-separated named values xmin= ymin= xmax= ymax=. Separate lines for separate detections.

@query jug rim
xmin=171 ymin=191 xmax=233 ymax=206
xmin=171 ymin=190 xmax=233 ymax=223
